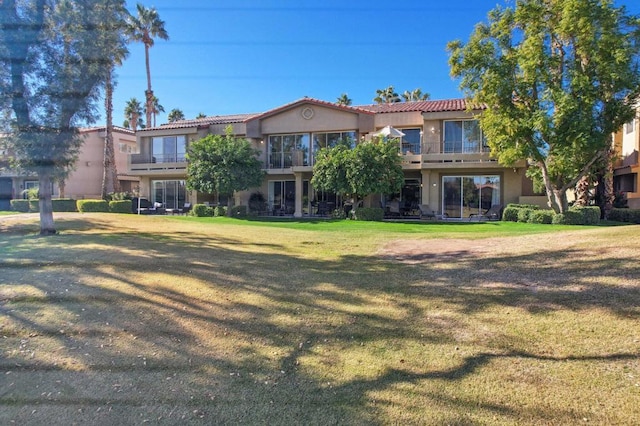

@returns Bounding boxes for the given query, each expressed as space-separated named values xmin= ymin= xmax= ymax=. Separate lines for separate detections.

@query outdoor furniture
xmin=178 ymin=202 xmax=191 ymax=215
xmin=386 ymin=200 xmax=401 ymax=217
xmin=419 ymin=204 xmax=436 ymax=220
xmin=469 ymin=204 xmax=503 ymax=221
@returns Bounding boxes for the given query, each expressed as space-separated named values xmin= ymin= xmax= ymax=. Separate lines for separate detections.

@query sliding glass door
xmin=442 ymin=175 xmax=500 ymax=219
xmin=152 ymin=180 xmax=186 ymax=210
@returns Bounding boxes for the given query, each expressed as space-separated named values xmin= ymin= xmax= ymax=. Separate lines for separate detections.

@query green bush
xmin=191 ymin=204 xmax=213 ymax=217
xmin=517 ymin=208 xmax=535 ymax=223
xmin=109 ymin=200 xmax=132 ymax=214
xmin=506 ymin=203 xmax=540 ymax=210
xmin=332 ymin=208 xmax=347 ymax=219
xmin=571 ymin=206 xmax=600 ymax=225
xmin=10 ymin=199 xmax=30 ymax=212
xmin=608 ymin=208 xmax=640 ymax=223
xmin=77 ymin=199 xmax=109 ymax=213
xmin=351 ymin=207 xmax=384 ymax=221
xmin=231 ymin=205 xmax=248 ymax=217
xmin=248 ymin=192 xmax=267 ymax=213
xmin=528 ymin=210 xmax=554 ymax=224
xmin=52 ymin=199 xmax=78 ymax=212
xmin=214 ymin=206 xmax=227 ymax=217
xmin=29 ymin=199 xmax=39 ymax=212
xmin=502 ymin=206 xmax=520 ymax=222
xmin=552 ymin=210 xmax=583 ymax=225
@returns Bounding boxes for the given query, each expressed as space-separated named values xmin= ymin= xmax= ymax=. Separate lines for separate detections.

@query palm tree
xmin=127 ymin=3 xmax=169 ymax=128
xmin=373 ymin=86 xmax=400 ymax=104
xmin=167 ymin=108 xmax=185 ymax=123
xmin=146 ymin=95 xmax=164 ymax=127
xmin=336 ymin=93 xmax=352 ymax=106
xmin=401 ymin=88 xmax=430 ymax=102
xmin=196 ymin=112 xmax=207 ymax=119
xmin=124 ymin=98 xmax=144 ymax=130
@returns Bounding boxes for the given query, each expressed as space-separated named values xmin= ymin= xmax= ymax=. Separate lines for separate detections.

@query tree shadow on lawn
xmin=1 ymin=220 xmax=639 ymax=424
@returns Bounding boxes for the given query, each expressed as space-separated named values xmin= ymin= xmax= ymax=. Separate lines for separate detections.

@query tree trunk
xmin=538 ymin=161 xmax=568 ymax=213
xmin=38 ymin=171 xmax=56 ymax=235
xmin=144 ymin=44 xmax=153 ymax=127
xmin=102 ymin=67 xmax=120 ymax=199
xmin=603 ymin=148 xmax=615 ymax=220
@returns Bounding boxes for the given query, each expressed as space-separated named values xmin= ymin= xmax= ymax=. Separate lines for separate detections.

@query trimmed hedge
xmin=214 ymin=206 xmax=227 ymax=217
xmin=230 ymin=205 xmax=248 ymax=217
xmin=351 ymin=207 xmax=384 ymax=221
xmin=109 ymin=200 xmax=132 ymax=214
xmin=53 ymin=199 xmax=78 ymax=212
xmin=10 ymin=198 xmax=78 ymax=212
xmin=528 ymin=210 xmax=555 ymax=224
xmin=77 ymin=199 xmax=109 ymax=213
xmin=10 ymin=199 xmax=30 ymax=212
xmin=570 ymin=206 xmax=600 ymax=225
xmin=503 ymin=203 xmax=540 ymax=222
xmin=608 ymin=208 xmax=640 ymax=224
xmin=191 ymin=204 xmax=213 ymax=217
xmin=517 ymin=208 xmax=535 ymax=223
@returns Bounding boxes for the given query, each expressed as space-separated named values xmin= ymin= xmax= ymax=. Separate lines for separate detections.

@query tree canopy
xmin=1 ymin=0 xmax=129 ymax=234
xmin=186 ymin=128 xmax=264 ymax=202
xmin=448 ymin=0 xmax=640 ymax=213
xmin=167 ymin=108 xmax=185 ymax=123
xmin=311 ymin=138 xmax=404 ymax=203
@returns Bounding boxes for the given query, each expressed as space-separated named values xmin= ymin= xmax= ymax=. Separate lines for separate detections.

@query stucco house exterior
xmin=613 ymin=110 xmax=640 ymax=209
xmin=0 ymin=126 xmax=138 ymax=209
xmin=129 ymin=97 xmax=541 ymax=218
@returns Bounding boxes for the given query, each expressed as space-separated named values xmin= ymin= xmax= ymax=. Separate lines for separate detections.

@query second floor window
xmin=400 ymin=128 xmax=421 ymax=154
xmin=268 ymin=134 xmax=309 ymax=168
xmin=444 ymin=120 xmax=487 ymax=153
xmin=152 ymin=136 xmax=186 ymax=163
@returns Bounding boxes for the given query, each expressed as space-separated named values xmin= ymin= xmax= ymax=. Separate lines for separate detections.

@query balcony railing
xmin=267 ymin=150 xmax=308 ymax=169
xmin=131 ymin=153 xmax=187 ymax=164
xmin=129 ymin=153 xmax=187 ymax=173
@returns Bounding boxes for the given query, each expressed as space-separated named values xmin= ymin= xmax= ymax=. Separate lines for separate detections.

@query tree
xmin=196 ymin=112 xmax=207 ymax=119
xmin=147 ymin=95 xmax=164 ymax=128
xmin=336 ymin=93 xmax=352 ymax=106
xmin=101 ymin=0 xmax=130 ymax=200
xmin=127 ymin=3 xmax=169 ymax=129
xmin=186 ymin=126 xmax=264 ymax=209
xmin=167 ymin=108 xmax=185 ymax=123
xmin=1 ymin=0 xmax=128 ymax=234
xmin=124 ymin=98 xmax=144 ymax=130
xmin=448 ymin=0 xmax=640 ymax=213
xmin=373 ymin=86 xmax=401 ymax=104
xmin=401 ymin=88 xmax=430 ymax=102
xmin=311 ymin=138 xmax=404 ymax=204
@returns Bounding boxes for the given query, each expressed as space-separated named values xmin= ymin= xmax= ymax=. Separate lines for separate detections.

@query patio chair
xmin=178 ymin=202 xmax=191 ymax=215
xmin=419 ymin=204 xmax=436 ymax=220
xmin=470 ymin=204 xmax=503 ymax=221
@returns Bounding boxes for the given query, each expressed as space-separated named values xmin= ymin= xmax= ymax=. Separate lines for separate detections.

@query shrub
xmin=517 ymin=208 xmax=535 ymax=223
xmin=10 ymin=199 xmax=30 ymax=212
xmin=231 ymin=205 xmax=248 ymax=217
xmin=248 ymin=192 xmax=267 ymax=213
xmin=552 ymin=210 xmax=583 ymax=225
xmin=109 ymin=200 xmax=132 ymax=214
xmin=331 ymin=208 xmax=347 ymax=219
xmin=77 ymin=199 xmax=109 ymax=213
xmin=506 ymin=203 xmax=540 ymax=210
xmin=608 ymin=208 xmax=640 ymax=223
xmin=351 ymin=207 xmax=384 ymax=221
xmin=106 ymin=192 xmax=133 ymax=202
xmin=29 ymin=199 xmax=39 ymax=212
xmin=571 ymin=206 xmax=600 ymax=225
xmin=52 ymin=199 xmax=78 ymax=212
xmin=191 ymin=204 xmax=213 ymax=217
xmin=214 ymin=206 xmax=227 ymax=217
xmin=528 ymin=210 xmax=554 ymax=224
xmin=502 ymin=206 xmax=520 ymax=222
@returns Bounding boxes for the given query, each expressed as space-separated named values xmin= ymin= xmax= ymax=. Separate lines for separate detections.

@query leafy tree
xmin=127 ymin=3 xmax=169 ymax=128
xmin=373 ymin=86 xmax=401 ymax=104
xmin=401 ymin=88 xmax=430 ymax=102
xmin=124 ymin=97 xmax=144 ymax=130
xmin=448 ymin=0 xmax=640 ymax=213
xmin=167 ymin=108 xmax=185 ymax=123
xmin=311 ymin=138 xmax=404 ymax=204
xmin=1 ymin=0 xmax=128 ymax=234
xmin=186 ymin=126 xmax=264 ymax=209
xmin=336 ymin=93 xmax=352 ymax=106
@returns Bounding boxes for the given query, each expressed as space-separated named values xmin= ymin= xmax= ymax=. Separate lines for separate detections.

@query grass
xmin=0 ymin=213 xmax=639 ymax=425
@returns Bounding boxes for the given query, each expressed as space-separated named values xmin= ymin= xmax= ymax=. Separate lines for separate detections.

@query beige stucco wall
xmin=260 ymin=105 xmax=360 ymax=134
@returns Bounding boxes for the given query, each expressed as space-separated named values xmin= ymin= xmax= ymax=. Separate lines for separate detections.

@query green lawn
xmin=1 ymin=213 xmax=638 ymax=425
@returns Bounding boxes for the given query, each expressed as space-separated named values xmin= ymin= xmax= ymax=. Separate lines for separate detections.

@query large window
xmin=442 ymin=175 xmax=500 ymax=219
xmin=400 ymin=128 xmax=421 ymax=154
xmin=152 ymin=180 xmax=186 ymax=210
xmin=312 ymin=131 xmax=356 ymax=164
xmin=152 ymin=136 xmax=186 ymax=163
xmin=268 ymin=180 xmax=296 ymax=214
xmin=443 ymin=120 xmax=487 ymax=153
xmin=268 ymin=134 xmax=309 ymax=168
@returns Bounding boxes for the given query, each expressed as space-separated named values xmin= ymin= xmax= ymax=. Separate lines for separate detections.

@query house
xmin=128 ymin=97 xmax=540 ymax=218
xmin=613 ymin=111 xmax=639 ymax=208
xmin=0 ymin=126 xmax=138 ymax=210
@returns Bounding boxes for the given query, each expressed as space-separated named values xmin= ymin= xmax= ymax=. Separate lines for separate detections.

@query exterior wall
xmin=260 ymin=105 xmax=361 ymax=134
xmin=613 ymin=112 xmax=640 ymax=207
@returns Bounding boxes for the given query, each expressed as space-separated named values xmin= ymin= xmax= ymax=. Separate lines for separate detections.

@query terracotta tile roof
xmin=79 ymin=126 xmax=136 ymax=135
xmin=141 ymin=113 xmax=260 ymax=132
xmin=249 ymin=97 xmax=375 ymax=121
xmin=356 ymin=99 xmax=485 ymax=114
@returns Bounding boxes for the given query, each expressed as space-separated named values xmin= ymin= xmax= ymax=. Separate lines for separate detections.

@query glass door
xmin=442 ymin=175 xmax=500 ymax=219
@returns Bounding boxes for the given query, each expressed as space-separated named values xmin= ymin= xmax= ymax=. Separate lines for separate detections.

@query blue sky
xmin=111 ymin=0 xmax=640 ymax=127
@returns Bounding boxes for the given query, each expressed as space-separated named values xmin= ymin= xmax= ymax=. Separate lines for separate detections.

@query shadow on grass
xmin=0 ymin=217 xmax=639 ymax=424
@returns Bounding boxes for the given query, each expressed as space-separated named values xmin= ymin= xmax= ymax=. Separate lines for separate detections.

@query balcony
xmin=266 ymin=150 xmax=311 ymax=172
xmin=129 ymin=153 xmax=187 ymax=174
xmin=401 ymin=141 xmax=496 ymax=169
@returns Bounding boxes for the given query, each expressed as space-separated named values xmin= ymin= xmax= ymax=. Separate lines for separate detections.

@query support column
xmin=421 ymin=170 xmax=432 ymax=206
xmin=294 ymin=172 xmax=303 ymax=218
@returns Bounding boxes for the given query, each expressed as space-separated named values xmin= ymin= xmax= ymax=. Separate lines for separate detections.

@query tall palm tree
xmin=167 ymin=108 xmax=185 ymax=123
xmin=336 ymin=93 xmax=352 ymax=106
xmin=373 ymin=86 xmax=400 ymax=104
xmin=101 ymin=0 xmax=130 ymax=199
xmin=196 ymin=112 xmax=207 ymax=119
xmin=127 ymin=3 xmax=169 ymax=128
xmin=124 ymin=98 xmax=144 ymax=130
xmin=401 ymin=88 xmax=430 ymax=102
xmin=146 ymin=95 xmax=164 ymax=127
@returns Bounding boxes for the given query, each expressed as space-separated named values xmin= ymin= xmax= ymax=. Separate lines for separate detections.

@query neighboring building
xmin=613 ymin=111 xmax=640 ymax=208
xmin=129 ymin=97 xmax=540 ymax=218
xmin=0 ymin=126 xmax=138 ymax=210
